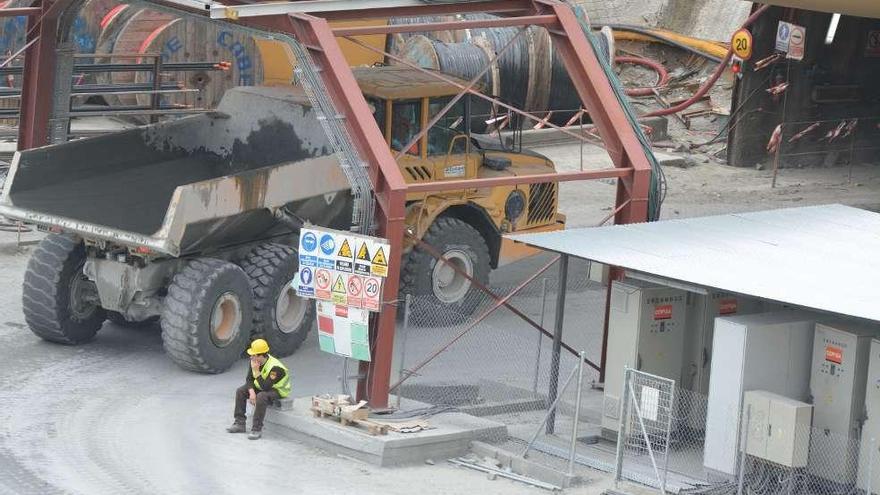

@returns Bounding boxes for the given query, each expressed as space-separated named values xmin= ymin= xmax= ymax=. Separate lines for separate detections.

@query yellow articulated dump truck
xmin=0 ymin=65 xmax=563 ymax=373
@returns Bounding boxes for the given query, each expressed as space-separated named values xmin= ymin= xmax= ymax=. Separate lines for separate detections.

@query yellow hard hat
xmin=247 ymin=338 xmax=270 ymax=356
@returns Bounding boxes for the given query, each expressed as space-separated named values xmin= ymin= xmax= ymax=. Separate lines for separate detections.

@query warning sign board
xmin=363 ymin=276 xmax=381 ymax=311
xmin=787 ymin=24 xmax=805 ymax=60
xmin=354 ymin=239 xmax=372 ymax=276
xmin=347 ymin=275 xmax=364 ymax=308
xmin=775 ymin=21 xmax=806 ymax=60
xmin=332 ymin=273 xmax=348 ymax=305
xmin=371 ymin=245 xmax=388 ymax=277
xmin=731 ymin=29 xmax=753 ymax=60
xmin=315 ymin=268 xmax=332 ymax=300
xmin=776 ymin=21 xmax=792 ymax=52
xmin=295 ymin=266 xmax=315 ymax=298
xmin=335 ymin=237 xmax=354 ymax=273
xmin=296 ymin=226 xmax=390 ymax=312
xmin=866 ymin=31 xmax=880 ymax=57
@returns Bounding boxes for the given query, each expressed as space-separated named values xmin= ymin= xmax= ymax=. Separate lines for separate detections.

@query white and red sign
xmin=364 ymin=277 xmax=381 ymax=311
xmin=787 ymin=24 xmax=806 ymax=61
xmin=653 ymin=304 xmax=673 ymax=321
xmin=825 ymin=345 xmax=843 ymax=365
xmin=347 ymin=275 xmax=364 ymax=308
xmin=315 ymin=268 xmax=332 ymax=300
xmin=718 ymin=298 xmax=738 ymax=316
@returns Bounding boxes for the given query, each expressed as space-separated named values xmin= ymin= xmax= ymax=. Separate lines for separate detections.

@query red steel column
xmin=536 ymin=0 xmax=651 ymax=224
xmin=18 ymin=2 xmax=58 ymax=150
xmin=240 ymin=13 xmax=408 ymax=408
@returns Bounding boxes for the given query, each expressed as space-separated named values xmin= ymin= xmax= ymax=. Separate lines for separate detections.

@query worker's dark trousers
xmin=234 ymin=385 xmax=280 ymax=431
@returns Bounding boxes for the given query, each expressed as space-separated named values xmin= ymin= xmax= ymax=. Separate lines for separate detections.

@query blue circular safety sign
xmin=301 ymin=232 xmax=317 ymax=252
xmin=320 ymin=234 xmax=335 ymax=255
xmin=300 ymin=267 xmax=313 ymax=284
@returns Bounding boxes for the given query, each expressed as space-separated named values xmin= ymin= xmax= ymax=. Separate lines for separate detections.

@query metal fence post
xmin=569 ymin=351 xmax=585 ymax=475
xmin=613 ymin=367 xmax=631 ymax=488
xmin=660 ymin=382 xmax=675 ymax=495
xmin=869 ymin=437 xmax=875 ymax=495
xmin=547 ymin=254 xmax=569 ymax=434
xmin=395 ymin=294 xmax=411 ymax=409
xmin=532 ymin=278 xmax=549 ymax=396
xmin=737 ymin=404 xmax=751 ymax=495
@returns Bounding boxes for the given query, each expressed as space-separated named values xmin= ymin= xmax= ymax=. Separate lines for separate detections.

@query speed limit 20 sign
xmin=732 ymin=28 xmax=754 ymax=60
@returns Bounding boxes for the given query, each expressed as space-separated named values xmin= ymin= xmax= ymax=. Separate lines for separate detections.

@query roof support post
xmin=546 ymin=253 xmax=569 ymax=434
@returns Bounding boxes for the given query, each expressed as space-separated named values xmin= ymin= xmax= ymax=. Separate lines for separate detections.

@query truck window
xmin=427 ymin=96 xmax=466 ymax=156
xmin=367 ymin=97 xmax=387 ymax=141
xmin=391 ymin=100 xmax=421 ymax=156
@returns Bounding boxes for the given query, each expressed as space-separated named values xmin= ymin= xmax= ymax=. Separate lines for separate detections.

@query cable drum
xmin=398 ymin=35 xmax=496 ymax=132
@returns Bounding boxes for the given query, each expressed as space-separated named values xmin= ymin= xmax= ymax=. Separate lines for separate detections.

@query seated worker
xmin=227 ymin=339 xmax=291 ymax=440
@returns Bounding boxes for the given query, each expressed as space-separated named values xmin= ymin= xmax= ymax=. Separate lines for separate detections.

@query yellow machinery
xmin=354 ymin=66 xmax=565 ymax=314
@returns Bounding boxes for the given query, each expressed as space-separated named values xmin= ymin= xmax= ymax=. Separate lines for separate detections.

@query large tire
xmin=240 ymin=243 xmax=314 ymax=357
xmin=107 ymin=311 xmax=159 ymax=329
xmin=22 ymin=233 xmax=106 ymax=344
xmin=161 ymin=258 xmax=252 ymax=373
xmin=401 ymin=216 xmax=490 ymax=322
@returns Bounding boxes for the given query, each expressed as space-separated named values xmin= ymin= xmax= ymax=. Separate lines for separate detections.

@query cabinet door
xmin=743 ymin=393 xmax=770 ymax=460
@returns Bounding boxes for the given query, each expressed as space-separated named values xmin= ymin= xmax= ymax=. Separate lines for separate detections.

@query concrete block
xmin=271 ymin=397 xmax=294 ymax=411
xmin=266 ymin=397 xmax=507 ymax=467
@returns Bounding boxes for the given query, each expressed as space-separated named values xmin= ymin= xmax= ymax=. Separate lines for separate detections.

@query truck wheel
xmin=240 ymin=243 xmax=314 ymax=357
xmin=22 ymin=233 xmax=106 ymax=344
xmin=401 ymin=217 xmax=490 ymax=321
xmin=161 ymin=258 xmax=252 ymax=373
xmin=107 ymin=311 xmax=159 ymax=328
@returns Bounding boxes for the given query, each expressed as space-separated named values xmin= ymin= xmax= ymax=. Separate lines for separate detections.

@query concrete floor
xmin=0 ymin=140 xmax=878 ymax=493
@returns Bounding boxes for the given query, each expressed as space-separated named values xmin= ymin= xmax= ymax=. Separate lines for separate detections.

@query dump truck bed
xmin=0 ymin=86 xmax=353 ymax=256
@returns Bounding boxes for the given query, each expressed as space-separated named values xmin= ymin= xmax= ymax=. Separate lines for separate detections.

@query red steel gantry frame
xmin=15 ymin=0 xmax=652 ymax=408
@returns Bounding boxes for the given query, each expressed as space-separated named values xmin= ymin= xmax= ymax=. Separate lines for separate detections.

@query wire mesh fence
xmin=388 ymin=256 xmax=880 ymax=495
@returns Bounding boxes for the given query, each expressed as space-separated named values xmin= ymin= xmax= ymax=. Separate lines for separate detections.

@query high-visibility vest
xmin=253 ymin=355 xmax=291 ymax=398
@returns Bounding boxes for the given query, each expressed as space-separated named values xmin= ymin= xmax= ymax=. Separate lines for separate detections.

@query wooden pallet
xmin=310 ymin=407 xmax=389 ymax=436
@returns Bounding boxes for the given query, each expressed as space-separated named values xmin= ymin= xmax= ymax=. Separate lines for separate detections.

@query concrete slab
xmin=266 ymin=397 xmax=507 ymax=467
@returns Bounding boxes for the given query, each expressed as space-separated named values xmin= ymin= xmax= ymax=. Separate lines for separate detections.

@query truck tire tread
xmin=160 ymin=258 xmax=252 ymax=373
xmin=240 ymin=243 xmax=313 ymax=357
xmin=22 ymin=233 xmax=106 ymax=344
xmin=400 ymin=216 xmax=490 ymax=323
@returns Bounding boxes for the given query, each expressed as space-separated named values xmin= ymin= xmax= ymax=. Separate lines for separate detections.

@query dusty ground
xmin=0 ymin=143 xmax=877 ymax=494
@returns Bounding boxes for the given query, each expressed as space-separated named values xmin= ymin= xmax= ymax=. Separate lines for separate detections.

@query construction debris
xmin=448 ymin=457 xmax=562 ymax=491
xmin=310 ymin=395 xmax=389 ymax=435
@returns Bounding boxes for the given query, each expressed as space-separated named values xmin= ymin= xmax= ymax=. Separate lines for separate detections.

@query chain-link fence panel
xmin=613 ymin=368 xmax=676 ymax=493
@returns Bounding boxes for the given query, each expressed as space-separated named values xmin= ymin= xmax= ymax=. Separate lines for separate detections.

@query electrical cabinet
xmin=808 ymin=322 xmax=874 ymax=485
xmin=602 ymin=280 xmax=688 ymax=434
xmin=703 ymin=311 xmax=816 ymax=477
xmin=682 ymin=291 xmax=764 ymax=395
xmin=742 ymin=390 xmax=812 ymax=468
xmin=858 ymin=339 xmax=880 ymax=493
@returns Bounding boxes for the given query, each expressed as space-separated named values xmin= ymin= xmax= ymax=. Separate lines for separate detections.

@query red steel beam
xmin=285 ymin=0 xmax=532 ymax=21
xmin=406 ymin=167 xmax=632 ymax=194
xmin=535 ymin=0 xmax=651 ymax=225
xmin=332 ymin=14 xmax=558 ymax=36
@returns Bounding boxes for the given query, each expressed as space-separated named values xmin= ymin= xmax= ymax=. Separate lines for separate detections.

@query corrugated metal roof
xmin=510 ymin=204 xmax=880 ymax=322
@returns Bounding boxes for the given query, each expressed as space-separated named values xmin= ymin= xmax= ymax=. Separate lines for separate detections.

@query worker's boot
xmin=226 ymin=422 xmax=246 ymax=434
xmin=248 ymin=429 xmax=262 ymax=440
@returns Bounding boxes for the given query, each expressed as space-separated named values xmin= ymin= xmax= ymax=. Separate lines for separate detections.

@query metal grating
xmin=527 ymin=182 xmax=557 ymax=224
xmin=404 ymin=165 xmax=433 ymax=181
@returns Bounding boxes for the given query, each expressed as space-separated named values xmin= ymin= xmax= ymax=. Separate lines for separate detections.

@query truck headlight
xmin=505 ymin=190 xmax=526 ymax=222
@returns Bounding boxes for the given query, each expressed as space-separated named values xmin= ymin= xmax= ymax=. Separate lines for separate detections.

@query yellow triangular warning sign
xmin=332 ymin=274 xmax=346 ymax=294
xmin=338 ymin=238 xmax=353 ymax=259
xmin=371 ymin=246 xmax=387 ymax=266
xmin=356 ymin=242 xmax=370 ymax=262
